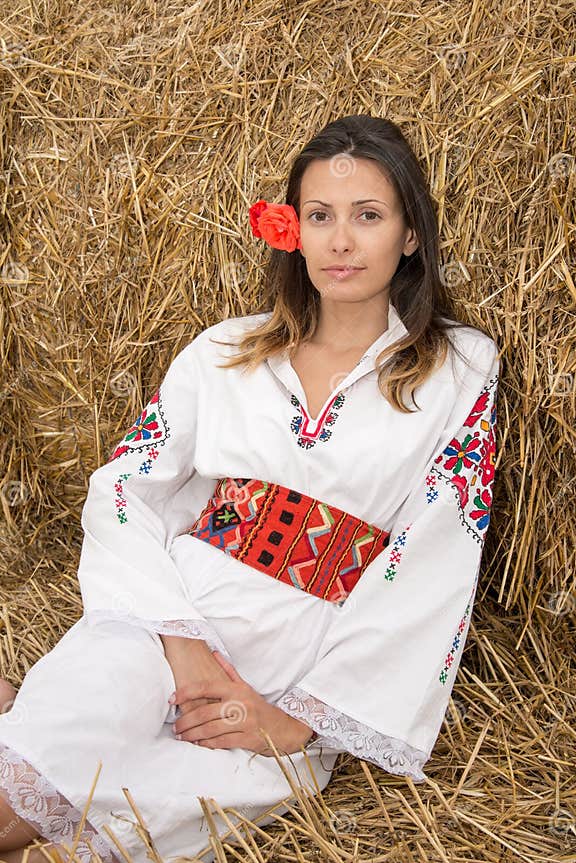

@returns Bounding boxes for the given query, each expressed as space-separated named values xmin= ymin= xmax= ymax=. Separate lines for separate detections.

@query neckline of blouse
xmin=265 ymin=300 xmax=409 ymax=428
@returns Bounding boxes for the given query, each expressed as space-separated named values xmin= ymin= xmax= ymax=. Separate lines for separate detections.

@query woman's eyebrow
xmin=302 ymin=198 xmax=390 ymax=209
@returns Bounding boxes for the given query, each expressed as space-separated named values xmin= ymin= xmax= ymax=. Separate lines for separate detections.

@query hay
xmin=1 ymin=0 xmax=575 ymax=860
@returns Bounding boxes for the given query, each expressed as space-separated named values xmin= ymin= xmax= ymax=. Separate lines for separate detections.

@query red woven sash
xmin=180 ymin=477 xmax=390 ymax=604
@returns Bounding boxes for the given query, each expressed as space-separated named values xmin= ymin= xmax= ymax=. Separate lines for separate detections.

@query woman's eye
xmin=308 ymin=211 xmax=381 ymax=222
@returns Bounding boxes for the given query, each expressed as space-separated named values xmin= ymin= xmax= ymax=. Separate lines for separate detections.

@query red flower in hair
xmin=249 ymin=199 xmax=302 ymax=252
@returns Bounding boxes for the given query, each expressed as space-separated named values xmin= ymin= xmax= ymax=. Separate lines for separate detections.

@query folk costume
xmin=0 ymin=303 xmax=499 ymax=863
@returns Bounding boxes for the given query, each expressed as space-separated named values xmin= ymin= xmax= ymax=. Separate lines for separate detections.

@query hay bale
xmin=0 ymin=0 xmax=574 ymax=860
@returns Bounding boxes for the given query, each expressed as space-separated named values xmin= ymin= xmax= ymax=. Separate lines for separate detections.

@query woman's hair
xmin=212 ymin=113 xmax=488 ymax=413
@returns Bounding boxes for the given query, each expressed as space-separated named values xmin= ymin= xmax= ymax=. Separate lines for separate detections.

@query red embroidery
xmin=181 ymin=477 xmax=390 ymax=604
xmin=431 ymin=375 xmax=498 ymax=543
xmin=290 ymin=392 xmax=346 ymax=449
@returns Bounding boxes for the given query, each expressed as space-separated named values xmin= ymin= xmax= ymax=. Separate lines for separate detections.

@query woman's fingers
xmin=174 ymin=701 xmax=232 ymax=739
xmin=170 ymin=676 xmax=237 ymax=706
xmin=211 ymin=650 xmax=243 ymax=681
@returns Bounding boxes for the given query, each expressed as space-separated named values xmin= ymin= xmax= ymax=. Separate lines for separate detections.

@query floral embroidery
xmin=290 ymin=392 xmax=346 ymax=449
xmin=383 ymin=526 xmax=411 ymax=581
xmin=106 ymin=388 xmax=170 ymax=524
xmin=107 ymin=389 xmax=169 ymax=461
xmin=430 ymin=376 xmax=498 ymax=544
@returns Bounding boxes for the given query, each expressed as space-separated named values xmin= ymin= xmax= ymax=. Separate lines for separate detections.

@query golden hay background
xmin=0 ymin=0 xmax=575 ymax=860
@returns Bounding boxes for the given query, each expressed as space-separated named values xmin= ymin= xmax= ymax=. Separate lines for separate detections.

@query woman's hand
xmin=161 ymin=636 xmax=231 ymax=714
xmin=170 ymin=650 xmax=315 ymax=756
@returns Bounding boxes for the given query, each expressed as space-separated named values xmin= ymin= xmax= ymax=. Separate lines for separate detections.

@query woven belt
xmin=180 ymin=477 xmax=390 ymax=604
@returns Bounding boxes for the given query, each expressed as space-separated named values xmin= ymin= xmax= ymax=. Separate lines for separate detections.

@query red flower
xmin=249 ymin=199 xmax=302 ymax=252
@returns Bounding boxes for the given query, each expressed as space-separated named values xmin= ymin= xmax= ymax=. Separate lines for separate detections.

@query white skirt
xmin=0 ymin=535 xmax=342 ymax=863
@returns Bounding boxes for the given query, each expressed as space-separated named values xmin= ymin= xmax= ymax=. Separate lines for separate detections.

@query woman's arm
xmin=161 ymin=634 xmax=230 ymax=712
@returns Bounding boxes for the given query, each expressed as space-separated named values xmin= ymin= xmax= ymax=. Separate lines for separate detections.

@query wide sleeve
xmin=275 ymin=338 xmax=500 ymax=782
xmin=76 ymin=337 xmax=232 ymax=661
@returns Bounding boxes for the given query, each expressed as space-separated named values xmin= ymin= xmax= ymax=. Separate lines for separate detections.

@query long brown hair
xmin=211 ymin=114 xmax=489 ymax=413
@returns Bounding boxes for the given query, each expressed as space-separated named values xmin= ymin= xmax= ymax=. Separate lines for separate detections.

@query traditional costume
xmin=0 ymin=302 xmax=499 ymax=863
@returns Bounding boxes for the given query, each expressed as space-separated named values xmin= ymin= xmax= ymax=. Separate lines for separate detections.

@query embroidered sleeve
xmin=76 ymin=339 xmax=232 ymax=661
xmin=275 ymin=338 xmax=500 ymax=782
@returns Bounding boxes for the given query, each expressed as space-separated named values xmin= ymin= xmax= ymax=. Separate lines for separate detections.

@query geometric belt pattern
xmin=180 ymin=477 xmax=391 ymax=604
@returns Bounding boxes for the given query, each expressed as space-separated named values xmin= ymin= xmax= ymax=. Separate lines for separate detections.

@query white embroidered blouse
xmin=76 ymin=301 xmax=500 ymax=782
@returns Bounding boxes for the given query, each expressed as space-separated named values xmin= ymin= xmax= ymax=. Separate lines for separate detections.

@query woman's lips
xmin=323 ymin=267 xmax=365 ymax=278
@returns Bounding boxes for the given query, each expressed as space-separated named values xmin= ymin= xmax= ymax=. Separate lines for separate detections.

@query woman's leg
xmin=0 ymin=619 xmax=176 ymax=863
xmin=0 ymin=682 xmax=16 ymax=715
xmin=0 ymin=792 xmax=40 ymax=852
xmin=0 ymin=840 xmax=64 ymax=862
xmin=0 ymin=682 xmax=41 ymax=851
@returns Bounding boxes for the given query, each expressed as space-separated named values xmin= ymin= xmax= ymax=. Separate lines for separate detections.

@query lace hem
xmin=0 ymin=742 xmax=121 ymax=863
xmin=275 ymin=686 xmax=430 ymax=782
xmin=84 ymin=609 xmax=233 ymax=660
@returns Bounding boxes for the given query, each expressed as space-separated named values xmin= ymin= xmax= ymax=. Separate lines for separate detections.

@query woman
xmin=0 ymin=114 xmax=500 ymax=863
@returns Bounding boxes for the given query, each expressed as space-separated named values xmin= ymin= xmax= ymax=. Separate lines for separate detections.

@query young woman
xmin=0 ymin=114 xmax=500 ymax=863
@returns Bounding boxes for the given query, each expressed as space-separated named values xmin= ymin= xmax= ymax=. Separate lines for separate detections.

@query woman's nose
xmin=329 ymin=221 xmax=355 ymax=253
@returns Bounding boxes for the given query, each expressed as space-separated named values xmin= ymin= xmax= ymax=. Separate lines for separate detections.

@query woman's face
xmin=298 ymin=155 xmax=419 ymax=305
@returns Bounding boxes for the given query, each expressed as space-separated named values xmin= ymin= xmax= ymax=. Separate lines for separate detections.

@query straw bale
xmin=0 ymin=0 xmax=574 ymax=860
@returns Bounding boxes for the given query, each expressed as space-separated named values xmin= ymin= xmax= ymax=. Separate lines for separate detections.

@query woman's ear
xmin=403 ymin=229 xmax=419 ymax=256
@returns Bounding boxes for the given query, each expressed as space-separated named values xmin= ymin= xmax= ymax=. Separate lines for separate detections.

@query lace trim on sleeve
xmin=84 ymin=609 xmax=233 ymax=660
xmin=0 ymin=742 xmax=121 ymax=863
xmin=275 ymin=685 xmax=430 ymax=782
